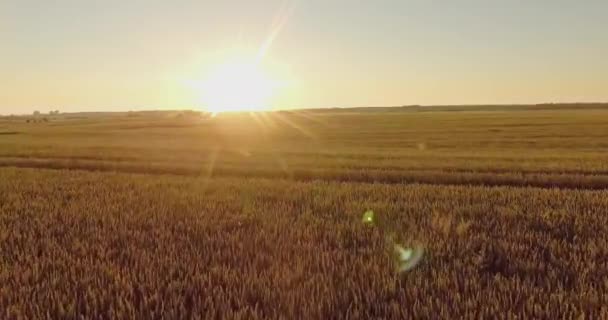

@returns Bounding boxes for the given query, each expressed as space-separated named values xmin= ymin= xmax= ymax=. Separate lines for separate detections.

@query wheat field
xmin=1 ymin=105 xmax=608 ymax=318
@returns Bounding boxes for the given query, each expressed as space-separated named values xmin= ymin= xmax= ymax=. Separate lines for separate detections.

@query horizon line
xmin=2 ymin=101 xmax=608 ymax=116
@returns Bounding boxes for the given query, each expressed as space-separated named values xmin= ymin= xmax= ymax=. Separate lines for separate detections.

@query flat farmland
xmin=1 ymin=106 xmax=608 ymax=318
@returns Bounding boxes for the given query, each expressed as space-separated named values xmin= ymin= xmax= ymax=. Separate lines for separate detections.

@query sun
xmin=199 ymin=59 xmax=280 ymax=114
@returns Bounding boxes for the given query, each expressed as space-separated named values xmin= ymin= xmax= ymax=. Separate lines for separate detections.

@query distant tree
xmin=33 ymin=110 xmax=40 ymax=116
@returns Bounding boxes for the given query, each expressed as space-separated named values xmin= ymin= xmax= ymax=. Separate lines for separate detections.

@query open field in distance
xmin=1 ymin=105 xmax=608 ymax=318
xmin=2 ymin=105 xmax=608 ymax=187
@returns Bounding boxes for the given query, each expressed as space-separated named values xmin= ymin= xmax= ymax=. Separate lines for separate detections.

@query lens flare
xmin=361 ymin=210 xmax=424 ymax=273
xmin=394 ymin=244 xmax=424 ymax=272
xmin=362 ymin=210 xmax=375 ymax=225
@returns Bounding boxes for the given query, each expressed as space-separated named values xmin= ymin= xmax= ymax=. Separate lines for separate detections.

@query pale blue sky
xmin=1 ymin=0 xmax=607 ymax=114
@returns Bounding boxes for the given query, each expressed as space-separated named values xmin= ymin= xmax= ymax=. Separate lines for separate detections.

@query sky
xmin=1 ymin=0 xmax=608 ymax=114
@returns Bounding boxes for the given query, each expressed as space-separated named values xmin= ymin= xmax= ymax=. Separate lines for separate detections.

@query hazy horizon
xmin=2 ymin=0 xmax=607 ymax=115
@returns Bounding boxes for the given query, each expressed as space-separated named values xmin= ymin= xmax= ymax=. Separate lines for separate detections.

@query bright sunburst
xmin=198 ymin=58 xmax=281 ymax=114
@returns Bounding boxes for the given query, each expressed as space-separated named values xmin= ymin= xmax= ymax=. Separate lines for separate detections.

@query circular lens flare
xmin=361 ymin=209 xmax=424 ymax=273
xmin=394 ymin=244 xmax=424 ymax=272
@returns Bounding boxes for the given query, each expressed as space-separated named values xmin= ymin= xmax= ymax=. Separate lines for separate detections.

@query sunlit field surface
xmin=1 ymin=105 xmax=608 ymax=318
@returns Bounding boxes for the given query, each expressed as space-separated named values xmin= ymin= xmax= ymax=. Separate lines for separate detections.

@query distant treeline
xmin=290 ymin=103 xmax=608 ymax=113
xmin=4 ymin=103 xmax=608 ymax=118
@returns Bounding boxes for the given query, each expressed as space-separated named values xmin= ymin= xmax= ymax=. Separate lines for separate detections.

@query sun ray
xmin=187 ymin=1 xmax=295 ymax=115
xmin=257 ymin=1 xmax=296 ymax=63
xmin=257 ymin=111 xmax=279 ymax=130
xmin=200 ymin=146 xmax=220 ymax=191
xmin=248 ymin=112 xmax=292 ymax=177
xmin=249 ymin=111 xmax=271 ymax=134
xmin=289 ymin=110 xmax=330 ymax=128
xmin=270 ymin=112 xmax=317 ymax=139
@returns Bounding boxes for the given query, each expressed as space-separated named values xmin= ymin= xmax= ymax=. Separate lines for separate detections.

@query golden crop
xmin=1 ymin=107 xmax=607 ymax=318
